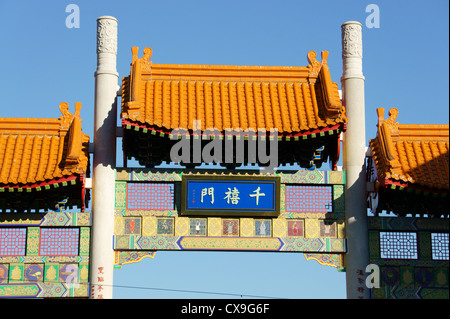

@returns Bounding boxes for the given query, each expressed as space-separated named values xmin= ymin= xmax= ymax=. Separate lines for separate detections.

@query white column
xmin=341 ymin=21 xmax=370 ymax=299
xmin=90 ymin=16 xmax=118 ymax=299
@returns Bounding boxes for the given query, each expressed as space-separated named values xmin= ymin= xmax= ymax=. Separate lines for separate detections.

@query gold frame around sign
xmin=180 ymin=174 xmax=280 ymax=217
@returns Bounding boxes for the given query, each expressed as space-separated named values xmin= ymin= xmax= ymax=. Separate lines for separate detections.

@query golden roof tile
xmin=369 ymin=107 xmax=449 ymax=191
xmin=121 ymin=47 xmax=347 ymax=136
xmin=0 ymin=102 xmax=90 ymax=186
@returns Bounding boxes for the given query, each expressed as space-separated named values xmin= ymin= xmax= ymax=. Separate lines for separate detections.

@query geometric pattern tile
xmin=285 ymin=185 xmax=333 ymax=212
xmin=0 ymin=228 xmax=27 ymax=256
xmin=127 ymin=182 xmax=174 ymax=210
xmin=39 ymin=228 xmax=80 ymax=256
xmin=431 ymin=232 xmax=449 ymax=260
xmin=379 ymin=232 xmax=418 ymax=260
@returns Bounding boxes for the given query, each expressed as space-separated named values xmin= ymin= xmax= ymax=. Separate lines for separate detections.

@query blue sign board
xmin=181 ymin=175 xmax=280 ymax=217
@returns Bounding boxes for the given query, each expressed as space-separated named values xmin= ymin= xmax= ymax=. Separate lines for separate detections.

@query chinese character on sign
xmin=249 ymin=187 xmax=265 ymax=206
xmin=201 ymin=187 xmax=214 ymax=204
xmin=224 ymin=187 xmax=240 ymax=205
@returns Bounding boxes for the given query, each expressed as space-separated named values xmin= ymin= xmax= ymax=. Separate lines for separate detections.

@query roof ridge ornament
xmin=377 ymin=107 xmax=399 ymax=135
xmin=132 ymin=46 xmax=152 ymax=63
xmin=307 ymin=50 xmax=330 ymax=78
xmin=374 ymin=107 xmax=402 ymax=179
xmin=65 ymin=102 xmax=89 ymax=175
xmin=59 ymin=102 xmax=74 ymax=130
xmin=307 ymin=51 xmax=321 ymax=77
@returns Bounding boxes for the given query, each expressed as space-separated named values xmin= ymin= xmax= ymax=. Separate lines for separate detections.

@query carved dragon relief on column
xmin=97 ymin=18 xmax=117 ymax=55
xmin=341 ymin=22 xmax=362 ymax=58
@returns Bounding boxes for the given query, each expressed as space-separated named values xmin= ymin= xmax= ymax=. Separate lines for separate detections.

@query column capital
xmin=341 ymin=21 xmax=362 ymax=59
xmin=97 ymin=16 xmax=118 ymax=55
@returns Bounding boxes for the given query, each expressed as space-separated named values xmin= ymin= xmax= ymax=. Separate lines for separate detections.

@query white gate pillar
xmin=341 ymin=21 xmax=370 ymax=299
xmin=90 ymin=16 xmax=119 ymax=299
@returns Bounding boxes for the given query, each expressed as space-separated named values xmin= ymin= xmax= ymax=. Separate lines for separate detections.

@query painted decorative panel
xmin=222 ymin=219 xmax=239 ymax=236
xmin=287 ymin=220 xmax=304 ymax=237
xmin=0 ymin=228 xmax=27 ymax=256
xmin=124 ymin=217 xmax=141 ymax=235
xmin=285 ymin=185 xmax=333 ymax=212
xmin=127 ymin=182 xmax=174 ymax=210
xmin=431 ymin=233 xmax=449 ymax=261
xmin=255 ymin=220 xmax=271 ymax=237
xmin=39 ymin=228 xmax=80 ymax=256
xmin=368 ymin=217 xmax=449 ymax=299
xmin=156 ymin=217 xmax=174 ymax=235
xmin=379 ymin=232 xmax=418 ymax=260
xmin=114 ymin=169 xmax=347 ymax=270
xmin=189 ymin=218 xmax=207 ymax=236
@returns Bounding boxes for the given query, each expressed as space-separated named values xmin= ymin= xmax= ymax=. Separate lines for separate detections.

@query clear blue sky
xmin=0 ymin=0 xmax=448 ymax=299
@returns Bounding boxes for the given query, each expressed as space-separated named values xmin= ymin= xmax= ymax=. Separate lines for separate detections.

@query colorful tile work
xmin=372 ymin=267 xmax=449 ymax=299
xmin=0 ymin=228 xmax=27 ymax=256
xmin=142 ymin=216 xmax=156 ymax=236
xmin=0 ymin=212 xmax=91 ymax=227
xmin=304 ymin=253 xmax=343 ymax=269
xmin=239 ymin=218 xmax=254 ymax=237
xmin=26 ymin=227 xmax=40 ymax=256
xmin=369 ymin=216 xmax=449 ymax=232
xmin=124 ymin=217 xmax=141 ymax=235
xmin=24 ymin=264 xmax=44 ymax=282
xmin=0 ymin=283 xmax=40 ymax=297
xmin=8 ymin=264 xmax=24 ymax=283
xmin=117 ymin=169 xmax=346 ymax=185
xmin=156 ymin=217 xmax=174 ymax=235
xmin=113 ymin=233 xmax=346 ymax=253
xmin=333 ymin=185 xmax=345 ymax=213
xmin=175 ymin=217 xmax=189 ymax=236
xmin=131 ymin=170 xmax=182 ymax=182
xmin=189 ymin=218 xmax=207 ymax=236
xmin=272 ymin=218 xmax=286 ymax=238
xmin=0 ymin=265 xmax=8 ymax=283
xmin=114 ymin=251 xmax=156 ymax=269
xmin=127 ymin=182 xmax=174 ymax=210
xmin=320 ymin=221 xmax=336 ymax=237
xmin=44 ymin=264 xmax=59 ymax=282
xmin=59 ymin=263 xmax=79 ymax=285
xmin=431 ymin=233 xmax=449 ymax=260
xmin=79 ymin=227 xmax=90 ymax=256
xmin=278 ymin=170 xmax=325 ymax=184
xmin=285 ymin=185 xmax=333 ymax=212
xmin=379 ymin=232 xmax=418 ymax=260
xmin=280 ymin=237 xmax=345 ymax=252
xmin=39 ymin=228 xmax=80 ymax=256
xmin=115 ymin=182 xmax=127 ymax=208
xmin=178 ymin=236 xmax=283 ymax=251
xmin=0 ymin=282 xmax=89 ymax=298
xmin=42 ymin=212 xmax=92 ymax=226
xmin=287 ymin=220 xmax=304 ymax=237
xmin=255 ymin=220 xmax=271 ymax=237
xmin=136 ymin=236 xmax=179 ymax=250
xmin=0 ymin=224 xmax=89 ymax=298
xmin=222 ymin=219 xmax=239 ymax=236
